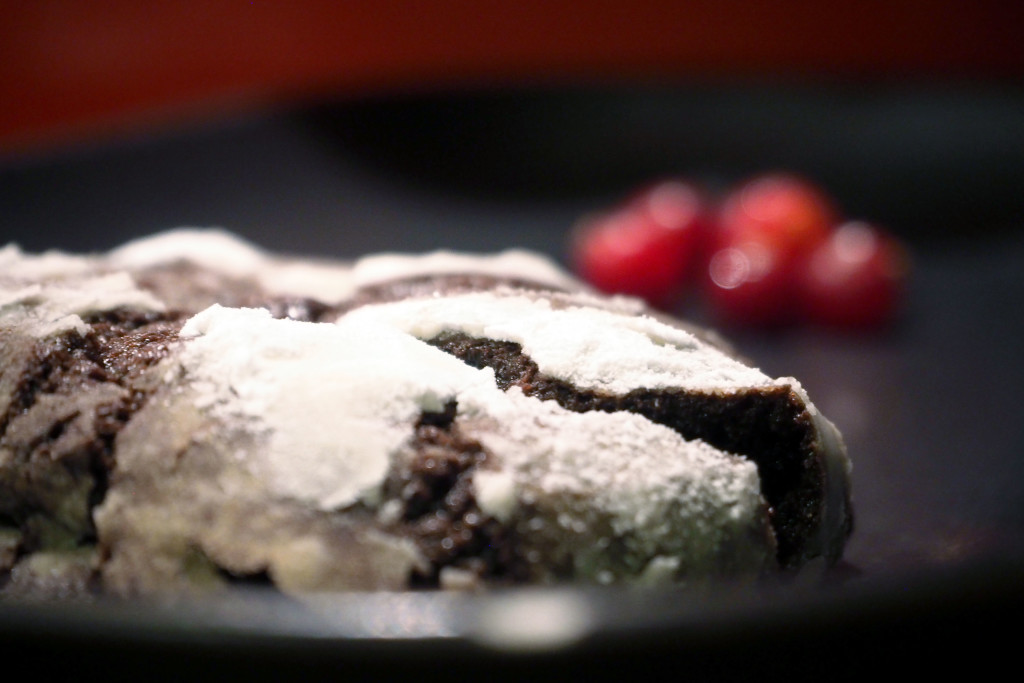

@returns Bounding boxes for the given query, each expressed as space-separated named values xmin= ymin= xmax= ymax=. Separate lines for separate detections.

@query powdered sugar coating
xmin=109 ymin=228 xmax=268 ymax=278
xmin=173 ymin=303 xmax=774 ymax=579
xmin=0 ymin=243 xmax=99 ymax=280
xmin=103 ymin=228 xmax=578 ymax=303
xmin=351 ymin=250 xmax=579 ymax=291
xmin=0 ymin=272 xmax=166 ymax=338
xmin=177 ymin=305 xmax=480 ymax=510
xmin=459 ymin=384 xmax=773 ymax=579
xmin=343 ymin=291 xmax=776 ymax=394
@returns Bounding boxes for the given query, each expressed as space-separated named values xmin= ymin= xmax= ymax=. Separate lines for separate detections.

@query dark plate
xmin=2 ymin=82 xmax=1023 ymax=678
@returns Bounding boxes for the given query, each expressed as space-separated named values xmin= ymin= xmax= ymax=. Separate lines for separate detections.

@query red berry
xmin=570 ymin=180 xmax=709 ymax=308
xmin=797 ymin=221 xmax=910 ymax=329
xmin=704 ymin=236 xmax=794 ymax=326
xmin=704 ymin=173 xmax=839 ymax=327
xmin=716 ymin=173 xmax=838 ymax=268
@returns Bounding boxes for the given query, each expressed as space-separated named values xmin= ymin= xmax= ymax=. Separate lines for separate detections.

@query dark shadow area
xmin=3 ymin=81 xmax=1022 ymax=256
xmin=305 ymin=80 xmax=1024 ymax=244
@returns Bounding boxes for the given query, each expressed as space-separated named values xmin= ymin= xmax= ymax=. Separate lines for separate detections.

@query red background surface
xmin=3 ymin=1 xmax=1023 ymax=152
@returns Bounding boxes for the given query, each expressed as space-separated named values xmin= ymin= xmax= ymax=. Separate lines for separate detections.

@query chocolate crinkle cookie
xmin=0 ymin=229 xmax=851 ymax=600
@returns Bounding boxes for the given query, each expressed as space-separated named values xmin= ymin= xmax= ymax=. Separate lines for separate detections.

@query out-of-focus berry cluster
xmin=569 ymin=173 xmax=910 ymax=330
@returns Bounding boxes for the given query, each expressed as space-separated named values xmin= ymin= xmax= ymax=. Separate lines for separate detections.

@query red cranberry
xmin=704 ymin=236 xmax=794 ymax=326
xmin=704 ymin=173 xmax=839 ymax=326
xmin=798 ymin=221 xmax=910 ymax=329
xmin=716 ymin=173 xmax=837 ymax=268
xmin=570 ymin=180 xmax=709 ymax=309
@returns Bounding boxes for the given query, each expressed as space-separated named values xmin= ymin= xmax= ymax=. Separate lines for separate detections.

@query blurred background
xmin=2 ymin=0 xmax=1023 ymax=256
xmin=2 ymin=1 xmax=1024 ymax=672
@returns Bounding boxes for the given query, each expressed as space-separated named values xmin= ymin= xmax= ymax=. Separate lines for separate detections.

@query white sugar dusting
xmin=177 ymin=305 xmax=491 ymax=510
xmin=465 ymin=384 xmax=765 ymax=525
xmin=472 ymin=470 xmax=517 ymax=522
xmin=343 ymin=291 xmax=775 ymax=394
xmin=259 ymin=259 xmax=356 ymax=302
xmin=0 ymin=243 xmax=99 ymax=280
xmin=1 ymin=272 xmax=165 ymax=338
xmin=99 ymin=229 xmax=580 ymax=302
xmin=4 ymin=229 xmax=851 ymax=581
xmin=458 ymin=385 xmax=772 ymax=578
xmin=174 ymin=302 xmax=773 ymax=576
xmin=351 ymin=249 xmax=579 ymax=290
xmin=109 ymin=228 xmax=268 ymax=277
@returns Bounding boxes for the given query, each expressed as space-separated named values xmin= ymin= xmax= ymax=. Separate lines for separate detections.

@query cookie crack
xmin=383 ymin=402 xmax=521 ymax=587
xmin=1 ymin=310 xmax=185 ymax=550
xmin=426 ymin=331 xmax=823 ymax=567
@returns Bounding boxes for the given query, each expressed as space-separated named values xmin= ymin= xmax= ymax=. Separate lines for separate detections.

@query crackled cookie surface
xmin=0 ymin=229 xmax=851 ymax=599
